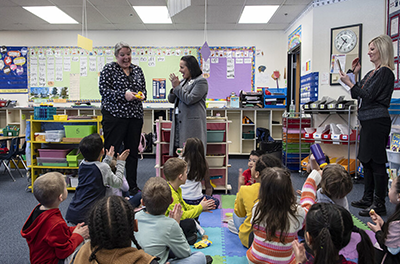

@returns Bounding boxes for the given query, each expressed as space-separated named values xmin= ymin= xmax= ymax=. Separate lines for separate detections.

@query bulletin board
xmin=204 ymin=46 xmax=255 ymax=99
xmin=388 ymin=0 xmax=400 ymax=89
xmin=27 ymin=45 xmax=255 ymax=102
xmin=0 ymin=46 xmax=28 ymax=94
xmin=28 ymin=46 xmax=199 ymax=102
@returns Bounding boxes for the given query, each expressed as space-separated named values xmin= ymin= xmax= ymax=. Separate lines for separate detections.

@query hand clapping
xmin=169 ymin=73 xmax=180 ymax=88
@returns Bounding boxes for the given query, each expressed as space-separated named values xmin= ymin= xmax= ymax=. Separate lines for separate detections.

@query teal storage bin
xmin=207 ymin=130 xmax=225 ymax=142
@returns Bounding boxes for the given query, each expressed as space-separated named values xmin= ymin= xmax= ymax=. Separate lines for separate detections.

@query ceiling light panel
xmin=23 ymin=6 xmax=78 ymax=24
xmin=133 ymin=6 xmax=172 ymax=24
xmin=239 ymin=5 xmax=279 ymax=24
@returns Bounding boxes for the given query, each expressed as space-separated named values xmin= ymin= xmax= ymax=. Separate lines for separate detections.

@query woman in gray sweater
xmin=168 ymin=55 xmax=208 ymax=156
xmin=340 ymin=34 xmax=395 ymax=216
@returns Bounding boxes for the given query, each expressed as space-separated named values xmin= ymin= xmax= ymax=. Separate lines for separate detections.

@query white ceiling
xmin=0 ymin=0 xmax=313 ymax=31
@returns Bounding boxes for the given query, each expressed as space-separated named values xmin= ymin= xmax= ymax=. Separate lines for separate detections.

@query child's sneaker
xmin=206 ymin=255 xmax=213 ymax=264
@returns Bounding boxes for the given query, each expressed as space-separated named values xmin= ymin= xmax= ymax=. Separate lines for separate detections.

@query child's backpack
xmin=138 ymin=133 xmax=146 ymax=160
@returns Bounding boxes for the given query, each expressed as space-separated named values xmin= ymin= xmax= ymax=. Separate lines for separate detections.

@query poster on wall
xmin=288 ymin=25 xmax=301 ymax=51
xmin=0 ymin=46 xmax=28 ymax=94
xmin=388 ymin=0 xmax=400 ymax=89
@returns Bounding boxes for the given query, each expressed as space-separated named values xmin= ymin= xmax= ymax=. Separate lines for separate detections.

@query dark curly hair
xmin=87 ymin=196 xmax=141 ymax=262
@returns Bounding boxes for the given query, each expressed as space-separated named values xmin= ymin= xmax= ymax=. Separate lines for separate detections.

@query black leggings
xmin=102 ymin=109 xmax=143 ymax=192
xmin=362 ymin=160 xmax=388 ymax=201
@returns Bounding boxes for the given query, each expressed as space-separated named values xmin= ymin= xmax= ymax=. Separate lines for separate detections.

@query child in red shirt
xmin=21 ymin=172 xmax=89 ymax=264
xmin=238 ymin=150 xmax=264 ymax=191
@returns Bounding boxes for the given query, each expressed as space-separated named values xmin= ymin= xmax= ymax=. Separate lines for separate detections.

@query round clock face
xmin=334 ymin=29 xmax=357 ymax=53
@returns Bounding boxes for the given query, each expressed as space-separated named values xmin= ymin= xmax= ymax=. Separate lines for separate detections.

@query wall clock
xmin=330 ymin=24 xmax=362 ymax=85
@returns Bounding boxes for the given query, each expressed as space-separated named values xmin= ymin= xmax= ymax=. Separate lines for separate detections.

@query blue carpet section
xmin=199 ymin=209 xmax=222 ymax=227
xmin=223 ymin=227 xmax=248 ymax=257
xmin=225 ymin=256 xmax=248 ymax=264
xmin=192 ymin=227 xmax=224 ymax=256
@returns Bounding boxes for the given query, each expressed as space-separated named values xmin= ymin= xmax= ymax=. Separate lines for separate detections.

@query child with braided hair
xmin=292 ymin=203 xmax=375 ymax=264
xmin=71 ymin=196 xmax=158 ymax=264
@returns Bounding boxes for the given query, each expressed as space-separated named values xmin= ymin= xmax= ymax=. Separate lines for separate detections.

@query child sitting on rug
xmin=21 ymin=172 xmax=89 ymax=264
xmin=178 ymin=137 xmax=219 ymax=208
xmin=164 ymin=158 xmax=215 ymax=244
xmin=231 ymin=153 xmax=283 ymax=248
xmin=71 ymin=196 xmax=158 ymax=264
xmin=107 ymin=156 xmax=142 ymax=209
xmin=303 ymin=155 xmax=353 ymax=210
xmin=367 ymin=175 xmax=400 ymax=263
xmin=237 ymin=149 xmax=264 ymax=191
xmin=247 ymin=167 xmax=321 ymax=263
xmin=135 ymin=177 xmax=212 ymax=264
xmin=292 ymin=203 xmax=374 ymax=264
xmin=66 ymin=133 xmax=129 ymax=225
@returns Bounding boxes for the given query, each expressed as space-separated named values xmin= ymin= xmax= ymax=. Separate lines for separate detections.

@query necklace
xmin=361 ymin=65 xmax=380 ymax=89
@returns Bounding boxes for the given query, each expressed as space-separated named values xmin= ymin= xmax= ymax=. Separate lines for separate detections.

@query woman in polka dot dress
xmin=99 ymin=41 xmax=146 ymax=196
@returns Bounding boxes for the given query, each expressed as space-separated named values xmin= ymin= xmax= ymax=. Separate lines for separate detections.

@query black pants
xmin=102 ymin=109 xmax=143 ymax=192
xmin=180 ymin=218 xmax=198 ymax=245
xmin=362 ymin=160 xmax=388 ymax=201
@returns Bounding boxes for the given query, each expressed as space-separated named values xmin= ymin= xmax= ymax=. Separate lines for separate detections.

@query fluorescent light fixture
xmin=23 ymin=6 xmax=78 ymax=24
xmin=133 ymin=6 xmax=172 ymax=24
xmin=239 ymin=5 xmax=279 ymax=24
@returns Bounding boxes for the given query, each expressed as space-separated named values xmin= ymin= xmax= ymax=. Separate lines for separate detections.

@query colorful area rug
xmin=193 ymin=195 xmax=376 ymax=264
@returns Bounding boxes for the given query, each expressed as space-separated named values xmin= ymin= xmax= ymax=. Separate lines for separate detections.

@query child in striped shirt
xmin=247 ymin=167 xmax=321 ymax=264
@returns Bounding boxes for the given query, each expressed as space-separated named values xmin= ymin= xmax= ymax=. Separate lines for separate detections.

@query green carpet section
xmin=352 ymin=214 xmax=370 ymax=231
xmin=221 ymin=195 xmax=236 ymax=209
xmin=211 ymin=255 xmax=225 ymax=264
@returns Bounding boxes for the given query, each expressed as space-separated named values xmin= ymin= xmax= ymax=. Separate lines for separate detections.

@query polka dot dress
xmin=99 ymin=62 xmax=146 ymax=119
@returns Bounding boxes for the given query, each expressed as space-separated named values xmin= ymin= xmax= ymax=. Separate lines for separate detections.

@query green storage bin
xmin=242 ymin=131 xmax=255 ymax=139
xmin=207 ymin=130 xmax=225 ymax=142
xmin=64 ymin=125 xmax=96 ymax=138
xmin=66 ymin=149 xmax=84 ymax=167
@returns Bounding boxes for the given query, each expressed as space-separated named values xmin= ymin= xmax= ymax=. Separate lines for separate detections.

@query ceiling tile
xmin=0 ymin=0 xmax=315 ymax=31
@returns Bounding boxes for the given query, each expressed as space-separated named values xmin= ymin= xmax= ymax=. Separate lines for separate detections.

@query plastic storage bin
xmin=207 ymin=130 xmax=225 ymax=142
xmin=38 ymin=149 xmax=71 ymax=158
xmin=34 ymin=132 xmax=46 ymax=141
xmin=242 ymin=131 xmax=255 ymax=139
xmin=206 ymin=155 xmax=225 ymax=167
xmin=45 ymin=130 xmax=65 ymax=142
xmin=387 ymin=149 xmax=400 ymax=164
xmin=37 ymin=157 xmax=68 ymax=167
xmin=64 ymin=125 xmax=96 ymax=138
xmin=3 ymin=125 xmax=20 ymax=136
xmin=53 ymin=115 xmax=68 ymax=121
xmin=66 ymin=149 xmax=84 ymax=167
xmin=162 ymin=129 xmax=171 ymax=142
xmin=34 ymin=106 xmax=57 ymax=120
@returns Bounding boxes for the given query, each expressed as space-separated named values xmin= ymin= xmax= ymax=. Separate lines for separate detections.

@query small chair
xmin=12 ymin=138 xmax=28 ymax=172
xmin=0 ymin=137 xmax=23 ymax=181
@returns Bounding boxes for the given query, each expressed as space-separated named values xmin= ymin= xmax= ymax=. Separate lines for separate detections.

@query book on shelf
xmin=391 ymin=133 xmax=400 ymax=152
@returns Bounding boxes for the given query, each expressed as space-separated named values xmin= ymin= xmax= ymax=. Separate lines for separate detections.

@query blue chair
xmin=0 ymin=137 xmax=23 ymax=181
xmin=12 ymin=138 xmax=28 ymax=172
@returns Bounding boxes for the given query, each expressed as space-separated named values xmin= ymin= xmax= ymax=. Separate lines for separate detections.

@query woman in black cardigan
xmin=340 ymin=34 xmax=395 ymax=216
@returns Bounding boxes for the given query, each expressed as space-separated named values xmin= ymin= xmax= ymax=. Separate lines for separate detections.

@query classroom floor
xmin=0 ymin=155 xmax=395 ymax=264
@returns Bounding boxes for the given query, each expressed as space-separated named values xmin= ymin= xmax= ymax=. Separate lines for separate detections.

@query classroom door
xmin=287 ymin=46 xmax=301 ymax=112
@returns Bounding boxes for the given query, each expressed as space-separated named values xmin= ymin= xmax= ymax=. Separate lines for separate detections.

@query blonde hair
xmin=33 ymin=172 xmax=65 ymax=207
xmin=369 ymin=35 xmax=394 ymax=70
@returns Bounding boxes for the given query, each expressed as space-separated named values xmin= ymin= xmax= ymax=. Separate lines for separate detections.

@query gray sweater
xmin=351 ymin=67 xmax=394 ymax=121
